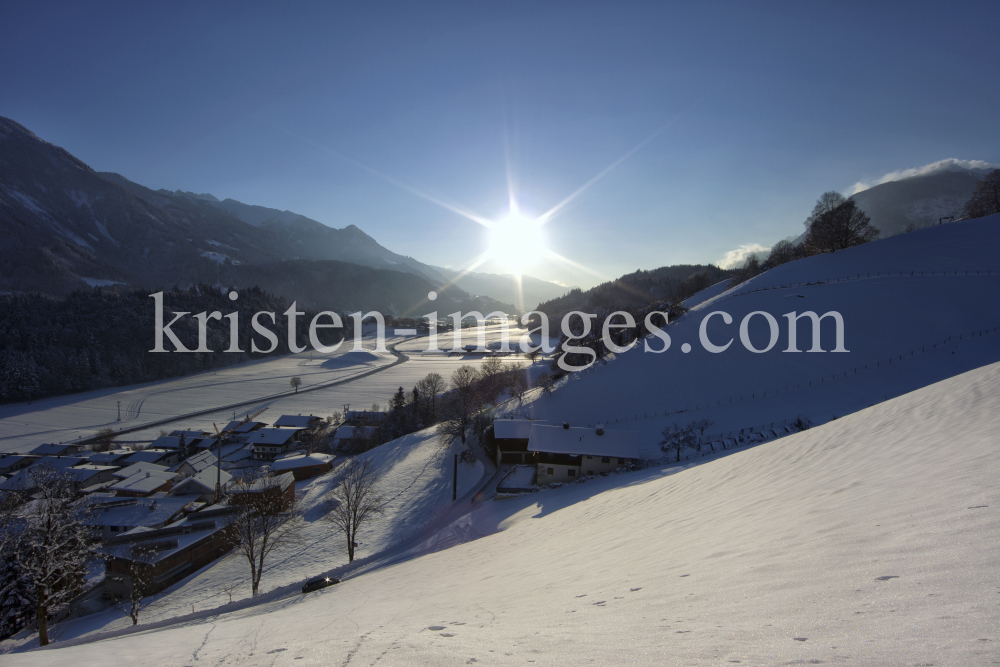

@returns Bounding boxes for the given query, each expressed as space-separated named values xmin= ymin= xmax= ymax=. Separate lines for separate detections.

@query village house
xmin=269 ymin=453 xmax=335 ymax=480
xmin=343 ymin=410 xmax=386 ymax=426
xmin=491 ymin=419 xmax=550 ymax=465
xmin=168 ymin=467 xmax=233 ymax=503
xmin=83 ymin=496 xmax=191 ymax=541
xmin=28 ymin=443 xmax=82 ymax=457
xmin=228 ymin=471 xmax=296 ymax=511
xmin=123 ymin=448 xmax=181 ymax=467
xmin=111 ymin=462 xmax=169 ymax=480
xmin=103 ymin=508 xmax=236 ymax=598
xmin=110 ymin=470 xmax=180 ymax=497
xmin=170 ymin=450 xmax=218 ymax=478
xmin=273 ymin=414 xmax=322 ymax=429
xmin=528 ymin=424 xmax=639 ymax=486
xmin=223 ymin=420 xmax=268 ymax=443
xmin=246 ymin=428 xmax=300 ymax=461
xmin=0 ymin=454 xmax=40 ymax=476
xmin=84 ymin=449 xmax=136 ymax=466
xmin=332 ymin=425 xmax=378 ymax=453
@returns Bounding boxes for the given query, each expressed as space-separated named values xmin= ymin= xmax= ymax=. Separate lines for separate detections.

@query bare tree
xmin=534 ymin=371 xmax=555 ymax=395
xmin=218 ymin=579 xmax=243 ymax=604
xmin=962 ymin=169 xmax=1000 ymax=220
xmin=804 ymin=191 xmax=846 ymax=229
xmin=290 ymin=376 xmax=302 ymax=393
xmin=227 ymin=472 xmax=303 ymax=596
xmin=91 ymin=427 xmax=117 ymax=453
xmin=416 ymin=372 xmax=446 ymax=422
xmin=508 ymin=367 xmax=530 ymax=404
xmin=659 ymin=422 xmax=696 ymax=463
xmin=804 ymin=199 xmax=879 ymax=254
xmin=437 ymin=365 xmax=481 ymax=445
xmin=106 ymin=542 xmax=158 ymax=625
xmin=763 ymin=239 xmax=803 ymax=269
xmin=478 ymin=356 xmax=507 ymax=403
xmin=16 ymin=466 xmax=95 ymax=646
xmin=324 ymin=458 xmax=388 ymax=563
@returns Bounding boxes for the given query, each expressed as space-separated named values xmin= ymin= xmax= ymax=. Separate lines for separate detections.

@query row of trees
xmin=730 ymin=192 xmax=880 ymax=287
xmin=0 ymin=285 xmax=326 ymax=404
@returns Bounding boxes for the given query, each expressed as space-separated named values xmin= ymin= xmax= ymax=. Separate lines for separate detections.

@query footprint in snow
xmin=793 ymin=637 xmax=808 ymax=642
xmin=440 ymin=633 xmax=455 ymax=637
xmin=875 ymin=575 xmax=899 ymax=581
xmin=630 ymin=587 xmax=642 ymax=592
xmin=427 ymin=626 xmax=446 ymax=631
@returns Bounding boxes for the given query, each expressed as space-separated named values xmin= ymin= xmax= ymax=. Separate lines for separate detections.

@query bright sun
xmin=487 ymin=215 xmax=546 ymax=274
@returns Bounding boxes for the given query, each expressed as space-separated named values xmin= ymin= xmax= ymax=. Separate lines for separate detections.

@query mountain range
xmin=0 ymin=116 xmax=569 ymax=314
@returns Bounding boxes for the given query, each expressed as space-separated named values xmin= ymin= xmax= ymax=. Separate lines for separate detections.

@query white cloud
xmin=718 ymin=243 xmax=770 ymax=270
xmin=848 ymin=158 xmax=998 ymax=195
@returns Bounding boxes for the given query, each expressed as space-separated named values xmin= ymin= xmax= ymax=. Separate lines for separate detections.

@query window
xmin=547 ymin=468 xmax=554 ymax=475
xmin=586 ymin=455 xmax=593 ymax=459
xmin=567 ymin=469 xmax=575 ymax=477
xmin=601 ymin=457 xmax=610 ymax=463
xmin=110 ymin=526 xmax=119 ymax=532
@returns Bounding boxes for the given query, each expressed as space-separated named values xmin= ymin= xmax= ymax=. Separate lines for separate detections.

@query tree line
xmin=0 ymin=284 xmax=334 ymax=404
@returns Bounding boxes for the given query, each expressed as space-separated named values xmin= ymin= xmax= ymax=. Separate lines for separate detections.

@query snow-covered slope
xmin=9 ymin=360 xmax=998 ymax=665
xmin=519 ymin=215 xmax=1000 ymax=456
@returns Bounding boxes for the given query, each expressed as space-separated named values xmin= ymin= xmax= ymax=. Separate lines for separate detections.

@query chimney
xmin=562 ymin=422 xmax=569 ymax=430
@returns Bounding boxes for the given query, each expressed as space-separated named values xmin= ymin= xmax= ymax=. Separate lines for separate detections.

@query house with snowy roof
xmin=110 ymin=470 xmax=180 ymax=497
xmin=170 ymin=450 xmax=218 ymax=478
xmin=332 ymin=425 xmax=378 ymax=453
xmin=28 ymin=443 xmax=81 ymax=457
xmin=112 ymin=462 xmax=169 ymax=480
xmin=103 ymin=511 xmax=237 ymax=598
xmin=123 ymin=449 xmax=181 ymax=467
xmin=269 ymin=453 xmax=335 ymax=480
xmin=0 ymin=454 xmax=39 ymax=475
xmin=228 ymin=471 xmax=295 ymax=510
xmin=528 ymin=424 xmax=639 ymax=485
xmin=85 ymin=450 xmax=135 ymax=466
xmin=491 ymin=419 xmax=550 ymax=465
xmin=273 ymin=414 xmax=322 ymax=429
xmin=168 ymin=467 xmax=233 ymax=503
xmin=246 ymin=428 xmax=300 ymax=461
xmin=84 ymin=496 xmax=191 ymax=541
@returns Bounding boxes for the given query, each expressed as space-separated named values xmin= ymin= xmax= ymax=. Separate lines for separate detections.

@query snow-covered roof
xmin=270 ymin=453 xmax=335 ymax=472
xmin=84 ymin=496 xmax=189 ymax=528
xmin=148 ymin=436 xmax=182 ymax=449
xmin=245 ymin=428 xmax=298 ymax=446
xmin=494 ymin=419 xmax=548 ymax=440
xmin=113 ymin=462 xmax=169 ymax=480
xmin=528 ymin=425 xmax=639 ymax=459
xmin=230 ymin=471 xmax=295 ymax=495
xmin=273 ymin=415 xmax=320 ymax=428
xmin=333 ymin=425 xmax=377 ymax=440
xmin=109 ymin=470 xmax=179 ymax=494
xmin=171 ymin=450 xmax=217 ymax=474
xmin=32 ymin=456 xmax=86 ymax=469
xmin=86 ymin=450 xmax=134 ymax=464
xmin=125 ymin=449 xmax=176 ymax=465
xmin=231 ymin=421 xmax=267 ymax=433
xmin=28 ymin=443 xmax=78 ymax=457
xmin=169 ymin=467 xmax=232 ymax=496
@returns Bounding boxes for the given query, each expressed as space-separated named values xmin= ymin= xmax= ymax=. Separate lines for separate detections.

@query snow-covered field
xmin=0 ymin=326 xmax=540 ymax=452
xmin=7 ymin=358 xmax=998 ymax=666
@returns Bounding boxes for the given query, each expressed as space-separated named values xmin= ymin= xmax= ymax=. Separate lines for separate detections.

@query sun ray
xmin=274 ymin=124 xmax=495 ymax=228
xmin=536 ymin=124 xmax=668 ymax=226
xmin=543 ymin=249 xmax=606 ymax=280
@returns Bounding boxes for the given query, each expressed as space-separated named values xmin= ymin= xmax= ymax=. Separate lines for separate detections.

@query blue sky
xmin=2 ymin=1 xmax=998 ymax=288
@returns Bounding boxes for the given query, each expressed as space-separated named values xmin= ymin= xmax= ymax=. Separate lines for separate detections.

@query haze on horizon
xmin=1 ymin=1 xmax=998 ymax=289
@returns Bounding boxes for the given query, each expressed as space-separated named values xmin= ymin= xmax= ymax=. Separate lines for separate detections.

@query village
xmin=0 ymin=391 xmax=649 ymax=639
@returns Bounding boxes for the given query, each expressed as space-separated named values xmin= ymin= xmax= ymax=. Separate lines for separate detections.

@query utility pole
xmin=452 ymin=454 xmax=458 ymax=501
xmin=117 ymin=401 xmax=121 ymax=421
